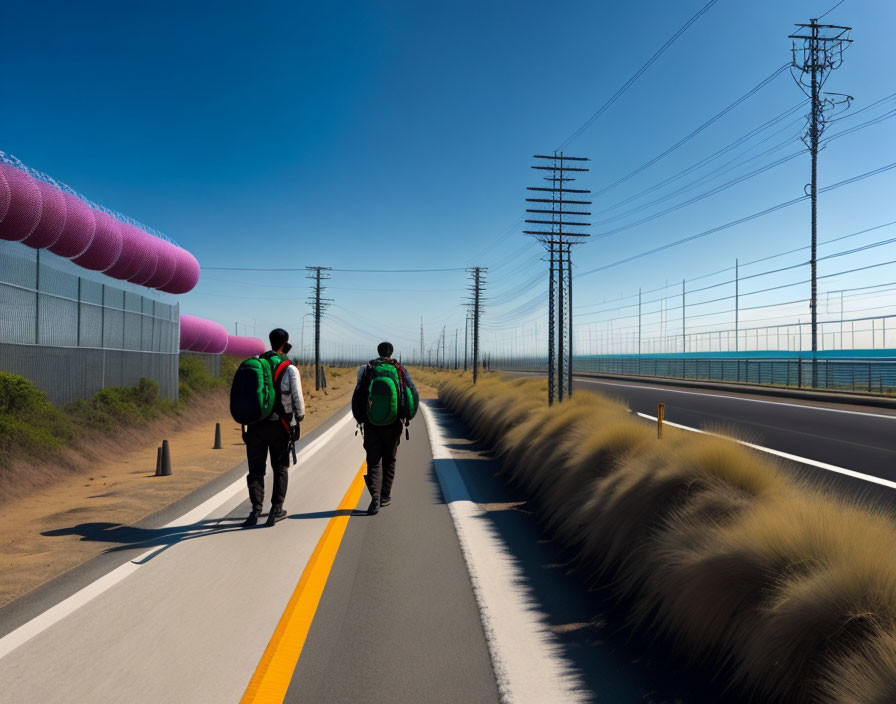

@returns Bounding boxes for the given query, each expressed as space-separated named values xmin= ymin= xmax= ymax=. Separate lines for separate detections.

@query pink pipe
xmin=160 ymin=248 xmax=201 ymax=294
xmin=0 ymin=164 xmax=42 ymax=242
xmin=21 ymin=180 xmax=67 ymax=250
xmin=48 ymin=194 xmax=96 ymax=258
xmin=0 ymin=167 xmax=10 ymax=223
xmin=145 ymin=240 xmax=178 ymax=289
xmin=128 ymin=234 xmax=162 ymax=286
xmin=105 ymin=223 xmax=145 ymax=281
xmin=224 ymin=335 xmax=267 ymax=358
xmin=1 ymin=163 xmax=201 ymax=294
xmin=71 ymin=210 xmax=123 ymax=272
xmin=179 ymin=314 xmax=228 ymax=354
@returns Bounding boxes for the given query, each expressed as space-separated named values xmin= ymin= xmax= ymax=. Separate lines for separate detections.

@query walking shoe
xmin=367 ymin=498 xmax=380 ymax=515
xmin=266 ymin=506 xmax=287 ymax=526
xmin=380 ymin=496 xmax=392 ymax=507
xmin=242 ymin=508 xmax=262 ymax=528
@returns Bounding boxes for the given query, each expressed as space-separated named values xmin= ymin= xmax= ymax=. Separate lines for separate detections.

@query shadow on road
xmin=287 ymin=509 xmax=369 ymax=520
xmin=41 ymin=512 xmax=278 ymax=564
xmin=41 ymin=503 xmax=375 ymax=566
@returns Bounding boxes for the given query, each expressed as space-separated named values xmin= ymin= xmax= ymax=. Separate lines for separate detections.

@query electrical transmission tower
xmin=306 ymin=266 xmax=333 ymax=390
xmin=464 ymin=311 xmax=469 ymax=371
xmin=789 ymin=18 xmax=852 ymax=387
xmin=466 ymin=267 xmax=487 ymax=384
xmin=525 ymin=153 xmax=591 ymax=405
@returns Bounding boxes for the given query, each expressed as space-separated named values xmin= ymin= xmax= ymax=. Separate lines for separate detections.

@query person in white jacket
xmin=242 ymin=328 xmax=305 ymax=527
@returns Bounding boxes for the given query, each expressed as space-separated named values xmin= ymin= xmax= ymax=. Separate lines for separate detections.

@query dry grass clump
xmin=439 ymin=375 xmax=896 ymax=703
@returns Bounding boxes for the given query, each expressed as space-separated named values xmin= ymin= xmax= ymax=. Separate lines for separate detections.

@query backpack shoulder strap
xmin=273 ymin=358 xmax=292 ymax=385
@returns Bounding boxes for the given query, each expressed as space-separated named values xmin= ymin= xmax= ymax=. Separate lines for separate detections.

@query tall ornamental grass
xmin=440 ymin=375 xmax=896 ymax=703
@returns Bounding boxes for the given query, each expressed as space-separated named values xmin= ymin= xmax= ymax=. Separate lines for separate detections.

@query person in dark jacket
xmin=242 ymin=328 xmax=305 ymax=527
xmin=351 ymin=341 xmax=418 ymax=515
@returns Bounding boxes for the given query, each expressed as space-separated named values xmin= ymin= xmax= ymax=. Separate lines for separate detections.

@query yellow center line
xmin=240 ymin=463 xmax=367 ymax=704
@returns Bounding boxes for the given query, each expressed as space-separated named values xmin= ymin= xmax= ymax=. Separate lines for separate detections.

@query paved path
xmin=0 ymin=403 xmax=637 ymax=704
xmin=1 ymin=388 xmax=765 ymax=704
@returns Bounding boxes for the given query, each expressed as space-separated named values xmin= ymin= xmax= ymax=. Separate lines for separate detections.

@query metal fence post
xmin=76 ymin=277 xmax=81 ymax=346
xmin=34 ymin=248 xmax=40 ymax=344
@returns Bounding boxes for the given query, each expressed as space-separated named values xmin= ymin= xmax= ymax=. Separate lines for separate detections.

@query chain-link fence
xmin=180 ymin=351 xmax=222 ymax=378
xmin=0 ymin=241 xmax=179 ymax=405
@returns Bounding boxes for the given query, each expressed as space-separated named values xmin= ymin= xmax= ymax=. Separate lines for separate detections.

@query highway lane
xmin=285 ymin=408 xmax=500 ymax=703
xmin=566 ymin=375 xmax=896 ymax=496
xmin=0 ymin=404 xmax=577 ymax=704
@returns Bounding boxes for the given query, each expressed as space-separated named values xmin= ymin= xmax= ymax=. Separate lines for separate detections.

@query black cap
xmin=270 ymin=328 xmax=290 ymax=350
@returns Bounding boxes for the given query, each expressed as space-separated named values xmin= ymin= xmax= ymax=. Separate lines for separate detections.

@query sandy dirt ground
xmin=0 ymin=367 xmax=358 ymax=608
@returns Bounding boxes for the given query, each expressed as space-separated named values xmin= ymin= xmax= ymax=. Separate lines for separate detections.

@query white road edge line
xmin=0 ymin=410 xmax=354 ymax=661
xmin=422 ymin=401 xmax=587 ymax=704
xmin=577 ymin=377 xmax=896 ymax=420
xmin=635 ymin=412 xmax=896 ymax=491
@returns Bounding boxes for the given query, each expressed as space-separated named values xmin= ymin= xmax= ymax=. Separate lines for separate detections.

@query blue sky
xmin=4 ymin=0 xmax=895 ymax=359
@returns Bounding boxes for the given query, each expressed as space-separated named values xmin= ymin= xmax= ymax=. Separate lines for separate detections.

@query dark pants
xmin=363 ymin=421 xmax=402 ymax=501
xmin=245 ymin=420 xmax=290 ymax=510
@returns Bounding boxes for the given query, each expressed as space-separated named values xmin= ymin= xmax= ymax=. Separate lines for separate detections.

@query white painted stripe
xmin=422 ymin=402 xmax=587 ymax=704
xmin=0 ymin=411 xmax=354 ymax=660
xmin=635 ymin=412 xmax=896 ymax=491
xmin=578 ymin=377 xmax=896 ymax=420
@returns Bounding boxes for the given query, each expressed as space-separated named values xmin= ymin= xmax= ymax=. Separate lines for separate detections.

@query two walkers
xmin=231 ymin=334 xmax=417 ymax=525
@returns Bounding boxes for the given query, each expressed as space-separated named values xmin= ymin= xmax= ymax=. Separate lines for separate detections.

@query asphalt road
xmin=11 ymin=376 xmax=870 ymax=703
xmin=557 ymin=374 xmax=896 ymax=503
xmin=284 ymin=413 xmax=500 ymax=704
xmin=1 ymin=401 xmax=652 ymax=704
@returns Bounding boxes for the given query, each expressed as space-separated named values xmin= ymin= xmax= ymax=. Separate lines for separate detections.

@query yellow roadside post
xmin=657 ymin=402 xmax=665 ymax=439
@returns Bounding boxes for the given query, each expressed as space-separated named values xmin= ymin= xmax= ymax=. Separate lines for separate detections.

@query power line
xmin=572 ymin=220 xmax=896 ymax=319
xmin=557 ymin=0 xmax=721 ymax=150
xmin=588 ymin=104 xmax=896 ymax=241
xmin=577 ymin=160 xmax=896 ymax=277
xmin=204 ymin=266 xmax=467 ymax=273
xmin=818 ymin=0 xmax=847 ymax=20
xmin=593 ymin=101 xmax=808 ymax=217
xmin=591 ymin=64 xmax=791 ymax=198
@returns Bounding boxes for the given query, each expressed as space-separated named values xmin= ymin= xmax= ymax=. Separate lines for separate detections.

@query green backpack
xmin=230 ymin=352 xmax=291 ymax=426
xmin=365 ymin=360 xmax=418 ymax=426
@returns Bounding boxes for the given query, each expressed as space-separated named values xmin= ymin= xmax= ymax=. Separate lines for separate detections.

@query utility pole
xmin=420 ymin=317 xmax=424 ymax=367
xmin=306 ymin=266 xmax=333 ymax=390
xmin=735 ymin=258 xmax=739 ymax=352
xmin=464 ymin=313 xmax=469 ymax=371
xmin=567 ymin=243 xmax=574 ymax=397
xmin=638 ymin=288 xmax=642 ymax=356
xmin=467 ymin=267 xmax=487 ymax=384
xmin=682 ymin=280 xmax=686 ymax=354
xmin=525 ymin=152 xmax=591 ymax=404
xmin=789 ymin=17 xmax=852 ymax=386
xmin=454 ymin=328 xmax=458 ymax=370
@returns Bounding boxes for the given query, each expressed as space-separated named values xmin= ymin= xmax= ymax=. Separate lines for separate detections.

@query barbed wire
xmin=0 ymin=151 xmax=178 ymax=246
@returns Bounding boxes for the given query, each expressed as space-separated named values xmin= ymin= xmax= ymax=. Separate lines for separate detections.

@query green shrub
xmin=66 ymin=377 xmax=173 ymax=432
xmin=0 ymin=373 xmax=74 ymax=457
